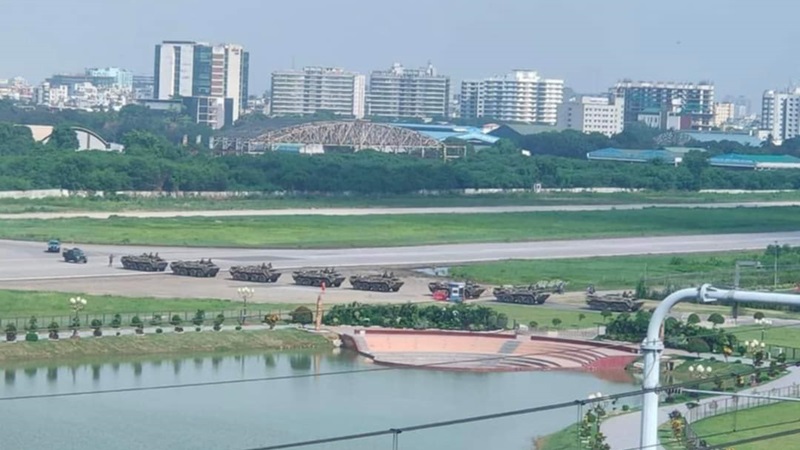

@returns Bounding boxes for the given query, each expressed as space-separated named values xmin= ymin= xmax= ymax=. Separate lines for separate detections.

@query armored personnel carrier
xmin=349 ymin=272 xmax=405 ymax=292
xmin=170 ymin=259 xmax=220 ymax=278
xmin=428 ymin=281 xmax=486 ymax=299
xmin=292 ymin=268 xmax=345 ymax=287
xmin=230 ymin=263 xmax=281 ymax=283
xmin=121 ymin=253 xmax=169 ymax=272
xmin=492 ymin=285 xmax=550 ymax=305
xmin=586 ymin=293 xmax=644 ymax=312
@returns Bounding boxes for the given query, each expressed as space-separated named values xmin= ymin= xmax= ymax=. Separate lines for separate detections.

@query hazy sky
xmin=4 ymin=0 xmax=800 ymax=103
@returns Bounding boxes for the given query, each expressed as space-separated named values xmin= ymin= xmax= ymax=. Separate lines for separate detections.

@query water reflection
xmin=0 ymin=349 xmax=638 ymax=450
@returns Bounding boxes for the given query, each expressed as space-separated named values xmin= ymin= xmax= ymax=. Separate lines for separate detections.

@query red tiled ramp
xmin=339 ymin=329 xmax=637 ymax=373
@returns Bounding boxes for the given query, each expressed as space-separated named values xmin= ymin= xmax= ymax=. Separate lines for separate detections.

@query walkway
xmin=600 ymin=366 xmax=800 ymax=450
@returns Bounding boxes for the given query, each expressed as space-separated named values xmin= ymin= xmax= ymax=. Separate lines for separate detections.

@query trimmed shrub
xmin=91 ymin=319 xmax=103 ymax=337
xmin=263 ymin=314 xmax=279 ymax=329
xmin=290 ymin=306 xmax=314 ymax=325
xmin=754 ymin=311 xmax=766 ymax=320
xmin=130 ymin=315 xmax=143 ymax=328
xmin=149 ymin=314 xmax=163 ymax=326
xmin=192 ymin=310 xmax=206 ymax=326
xmin=5 ymin=323 xmax=17 ymax=342
xmin=48 ymin=321 xmax=59 ymax=340
xmin=110 ymin=314 xmax=122 ymax=329
xmin=155 ymin=328 xmax=163 ymax=334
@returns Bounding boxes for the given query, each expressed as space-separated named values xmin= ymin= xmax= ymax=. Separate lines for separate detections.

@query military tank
xmin=121 ymin=253 xmax=169 ymax=272
xmin=586 ymin=293 xmax=644 ymax=312
xmin=428 ymin=281 xmax=486 ymax=299
xmin=229 ymin=263 xmax=281 ymax=283
xmin=170 ymin=259 xmax=220 ymax=278
xmin=292 ymin=268 xmax=345 ymax=287
xmin=349 ymin=272 xmax=405 ymax=292
xmin=492 ymin=285 xmax=551 ymax=305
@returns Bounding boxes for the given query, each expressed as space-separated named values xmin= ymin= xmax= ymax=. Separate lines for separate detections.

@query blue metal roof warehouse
xmin=586 ymin=147 xmax=680 ymax=164
xmin=392 ymin=123 xmax=499 ymax=145
xmin=709 ymin=153 xmax=800 ymax=170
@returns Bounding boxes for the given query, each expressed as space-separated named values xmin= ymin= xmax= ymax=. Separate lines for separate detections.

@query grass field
xmin=485 ymin=303 xmax=603 ymax=329
xmin=2 ymin=191 xmax=799 ymax=214
xmin=1 ymin=206 xmax=799 ymax=248
xmin=0 ymin=290 xmax=303 ymax=322
xmin=733 ymin=325 xmax=800 ymax=349
xmin=450 ymin=251 xmax=769 ymax=289
xmin=0 ymin=329 xmax=331 ymax=363
xmin=685 ymin=402 xmax=800 ymax=450
xmin=534 ymin=423 xmax=581 ymax=450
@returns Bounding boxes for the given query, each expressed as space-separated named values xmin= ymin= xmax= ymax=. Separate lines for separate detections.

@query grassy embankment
xmin=451 ymin=250 xmax=786 ymax=290
xmin=0 ymin=329 xmax=331 ymax=363
xmin=660 ymin=402 xmax=800 ymax=450
xmin=1 ymin=190 xmax=799 ymax=214
xmin=0 ymin=207 xmax=798 ymax=248
xmin=0 ymin=289 xmax=273 ymax=318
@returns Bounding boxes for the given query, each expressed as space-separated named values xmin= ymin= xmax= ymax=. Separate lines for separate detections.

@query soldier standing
xmin=108 ymin=254 xmax=114 ymax=267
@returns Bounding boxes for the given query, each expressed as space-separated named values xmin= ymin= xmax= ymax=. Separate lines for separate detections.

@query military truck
xmin=349 ymin=272 xmax=405 ymax=292
xmin=62 ymin=248 xmax=88 ymax=264
xmin=170 ymin=259 xmax=220 ymax=278
xmin=292 ymin=268 xmax=345 ymax=287
xmin=585 ymin=293 xmax=644 ymax=312
xmin=428 ymin=280 xmax=486 ymax=299
xmin=46 ymin=239 xmax=61 ymax=253
xmin=492 ymin=285 xmax=550 ymax=305
xmin=121 ymin=253 xmax=169 ymax=272
xmin=230 ymin=263 xmax=281 ymax=283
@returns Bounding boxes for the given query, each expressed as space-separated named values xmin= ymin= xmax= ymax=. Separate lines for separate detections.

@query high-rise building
xmin=270 ymin=67 xmax=366 ymax=118
xmin=713 ymin=102 xmax=735 ymax=127
xmin=459 ymin=70 xmax=564 ymax=125
xmin=761 ymin=88 xmax=800 ymax=144
xmin=367 ymin=63 xmax=449 ymax=119
xmin=611 ymin=80 xmax=715 ymax=130
xmin=86 ymin=67 xmax=133 ymax=90
xmin=153 ymin=40 xmax=249 ymax=128
xmin=557 ymin=95 xmax=624 ymax=137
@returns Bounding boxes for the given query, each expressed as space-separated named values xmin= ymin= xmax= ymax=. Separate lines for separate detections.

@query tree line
xmin=1 ymin=130 xmax=800 ymax=192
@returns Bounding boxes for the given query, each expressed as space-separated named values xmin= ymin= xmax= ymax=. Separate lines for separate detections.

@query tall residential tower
xmin=460 ymin=70 xmax=564 ymax=125
xmin=154 ymin=40 xmax=249 ymax=128
xmin=611 ymin=80 xmax=714 ymax=130
xmin=270 ymin=67 xmax=366 ymax=118
xmin=367 ymin=63 xmax=450 ymax=119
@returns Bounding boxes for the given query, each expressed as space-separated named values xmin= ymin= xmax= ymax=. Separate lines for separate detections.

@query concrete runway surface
xmin=1 ymin=201 xmax=799 ymax=220
xmin=2 ymin=230 xmax=799 ymax=285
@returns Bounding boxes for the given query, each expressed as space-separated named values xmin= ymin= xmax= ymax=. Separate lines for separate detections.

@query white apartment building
xmin=154 ymin=40 xmax=250 ymax=128
xmin=713 ymin=102 xmax=735 ymax=127
xmin=367 ymin=63 xmax=450 ymax=119
xmin=271 ymin=67 xmax=366 ymax=118
xmin=460 ymin=70 xmax=564 ymax=125
xmin=557 ymin=96 xmax=624 ymax=137
xmin=761 ymin=88 xmax=800 ymax=144
xmin=611 ymin=80 xmax=715 ymax=130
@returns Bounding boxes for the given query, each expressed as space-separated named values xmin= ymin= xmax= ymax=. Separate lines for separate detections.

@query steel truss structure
xmin=256 ymin=121 xmax=445 ymax=152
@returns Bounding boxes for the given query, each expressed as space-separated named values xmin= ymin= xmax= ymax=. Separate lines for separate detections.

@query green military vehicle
xmin=62 ymin=248 xmax=88 ymax=264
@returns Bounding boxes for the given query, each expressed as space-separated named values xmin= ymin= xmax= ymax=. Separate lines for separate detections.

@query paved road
xmin=1 ymin=201 xmax=799 ymax=219
xmin=3 ymin=230 xmax=800 ymax=282
xmin=601 ymin=366 xmax=800 ymax=450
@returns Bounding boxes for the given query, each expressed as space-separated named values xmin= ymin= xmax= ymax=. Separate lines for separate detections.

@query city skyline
xmin=4 ymin=0 xmax=800 ymax=103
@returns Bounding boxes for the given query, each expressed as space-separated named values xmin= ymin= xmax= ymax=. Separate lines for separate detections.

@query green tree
xmin=578 ymin=313 xmax=586 ymax=323
xmin=687 ymin=313 xmax=701 ymax=325
xmin=552 ymin=318 xmax=562 ymax=328
xmin=707 ymin=313 xmax=725 ymax=327
xmin=46 ymin=126 xmax=79 ymax=151
xmin=290 ymin=306 xmax=314 ymax=325
xmin=754 ymin=311 xmax=766 ymax=320
xmin=687 ymin=337 xmax=710 ymax=357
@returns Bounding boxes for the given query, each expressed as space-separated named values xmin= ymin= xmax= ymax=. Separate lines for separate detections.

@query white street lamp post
xmin=237 ymin=287 xmax=254 ymax=325
xmin=69 ymin=297 xmax=87 ymax=337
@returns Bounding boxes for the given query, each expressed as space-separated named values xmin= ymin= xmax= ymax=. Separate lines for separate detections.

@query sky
xmin=3 ymin=0 xmax=800 ymax=105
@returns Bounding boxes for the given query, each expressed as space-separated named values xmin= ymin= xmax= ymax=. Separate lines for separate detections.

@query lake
xmin=0 ymin=349 xmax=638 ymax=450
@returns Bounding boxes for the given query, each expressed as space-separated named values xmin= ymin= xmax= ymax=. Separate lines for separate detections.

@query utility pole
xmin=774 ymin=241 xmax=779 ymax=289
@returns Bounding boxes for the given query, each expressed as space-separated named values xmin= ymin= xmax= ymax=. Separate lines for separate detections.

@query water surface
xmin=1 ymin=350 xmax=637 ymax=450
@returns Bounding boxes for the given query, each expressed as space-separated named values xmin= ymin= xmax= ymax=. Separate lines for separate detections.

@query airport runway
xmin=3 ymin=230 xmax=800 ymax=283
xmin=1 ymin=201 xmax=799 ymax=220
